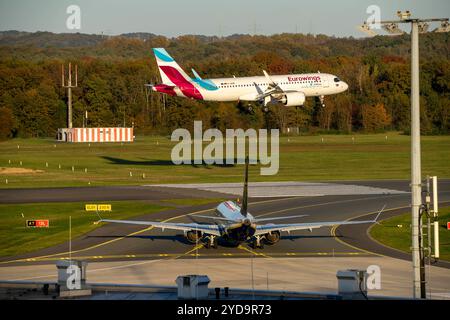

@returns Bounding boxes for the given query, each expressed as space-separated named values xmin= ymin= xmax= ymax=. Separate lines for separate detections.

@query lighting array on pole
xmin=358 ymin=11 xmax=449 ymax=299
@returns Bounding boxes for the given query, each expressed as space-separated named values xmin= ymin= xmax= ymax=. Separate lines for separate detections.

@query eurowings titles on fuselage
xmin=150 ymin=48 xmax=348 ymax=108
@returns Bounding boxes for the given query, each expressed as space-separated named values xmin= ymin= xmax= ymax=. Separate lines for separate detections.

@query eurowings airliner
xmin=98 ymin=158 xmax=383 ymax=249
xmin=149 ymin=48 xmax=348 ymax=110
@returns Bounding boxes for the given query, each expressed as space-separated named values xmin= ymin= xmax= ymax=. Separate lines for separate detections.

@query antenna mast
xmin=62 ymin=63 xmax=78 ymax=129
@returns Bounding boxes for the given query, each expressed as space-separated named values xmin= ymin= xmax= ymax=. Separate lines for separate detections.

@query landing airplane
xmin=148 ymin=48 xmax=348 ymax=111
xmin=98 ymin=159 xmax=383 ymax=249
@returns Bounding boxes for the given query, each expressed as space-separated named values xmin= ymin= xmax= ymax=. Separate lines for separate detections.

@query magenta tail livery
xmin=150 ymin=48 xmax=348 ymax=109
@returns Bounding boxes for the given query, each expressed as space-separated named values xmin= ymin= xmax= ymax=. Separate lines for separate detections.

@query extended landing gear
xmin=205 ymin=235 xmax=218 ymax=249
xmin=252 ymin=235 xmax=264 ymax=249
xmin=319 ymin=95 xmax=325 ymax=108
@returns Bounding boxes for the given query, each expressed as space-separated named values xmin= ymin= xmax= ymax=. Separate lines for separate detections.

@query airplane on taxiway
xmin=98 ymin=158 xmax=383 ymax=249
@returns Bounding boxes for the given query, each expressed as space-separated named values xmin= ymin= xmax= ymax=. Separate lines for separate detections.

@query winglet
xmin=263 ymin=70 xmax=276 ymax=86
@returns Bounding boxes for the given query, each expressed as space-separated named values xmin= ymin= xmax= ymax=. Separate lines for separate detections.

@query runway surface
xmin=1 ymin=179 xmax=449 ymax=268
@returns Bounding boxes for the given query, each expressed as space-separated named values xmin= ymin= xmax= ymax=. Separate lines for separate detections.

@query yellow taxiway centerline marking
xmin=0 ymin=196 xmax=303 ymax=265
xmin=237 ymin=245 xmax=271 ymax=258
xmin=0 ymin=196 xmax=408 ymax=265
xmin=330 ymin=205 xmax=410 ymax=258
xmin=7 ymin=251 xmax=370 ymax=265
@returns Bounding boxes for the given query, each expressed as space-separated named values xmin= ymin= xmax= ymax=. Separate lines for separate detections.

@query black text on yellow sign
xmin=85 ymin=204 xmax=112 ymax=212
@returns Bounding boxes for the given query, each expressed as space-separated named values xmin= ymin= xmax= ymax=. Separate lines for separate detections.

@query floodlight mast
xmin=359 ymin=11 xmax=449 ymax=300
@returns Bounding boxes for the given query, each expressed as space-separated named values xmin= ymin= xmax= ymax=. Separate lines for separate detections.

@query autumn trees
xmin=0 ymin=31 xmax=448 ymax=139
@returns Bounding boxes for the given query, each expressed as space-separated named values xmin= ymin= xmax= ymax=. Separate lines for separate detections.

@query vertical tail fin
xmin=241 ymin=155 xmax=249 ymax=216
xmin=152 ymin=48 xmax=191 ymax=85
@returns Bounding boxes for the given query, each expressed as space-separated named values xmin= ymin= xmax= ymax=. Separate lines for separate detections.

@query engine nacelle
xmin=186 ymin=230 xmax=203 ymax=243
xmin=280 ymin=92 xmax=305 ymax=107
xmin=264 ymin=231 xmax=281 ymax=245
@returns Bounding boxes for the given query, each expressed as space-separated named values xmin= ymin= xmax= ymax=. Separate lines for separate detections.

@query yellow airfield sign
xmin=85 ymin=204 xmax=112 ymax=211
xmin=85 ymin=204 xmax=98 ymax=211
xmin=98 ymin=204 xmax=112 ymax=211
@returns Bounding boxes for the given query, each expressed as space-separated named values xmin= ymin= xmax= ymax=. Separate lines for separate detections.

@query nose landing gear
xmin=204 ymin=235 xmax=218 ymax=249
xmin=319 ymin=95 xmax=325 ymax=108
xmin=252 ymin=235 xmax=264 ymax=249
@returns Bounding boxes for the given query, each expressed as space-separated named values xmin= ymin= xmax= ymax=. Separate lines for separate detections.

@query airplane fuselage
xmin=153 ymin=73 xmax=348 ymax=102
xmin=215 ymin=201 xmax=257 ymax=243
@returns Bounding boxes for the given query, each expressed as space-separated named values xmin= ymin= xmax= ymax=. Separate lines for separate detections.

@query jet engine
xmin=185 ymin=230 xmax=203 ymax=243
xmin=264 ymin=231 xmax=281 ymax=245
xmin=279 ymin=92 xmax=305 ymax=107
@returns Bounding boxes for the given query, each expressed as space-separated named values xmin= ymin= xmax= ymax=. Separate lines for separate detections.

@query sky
xmin=0 ymin=0 xmax=449 ymax=38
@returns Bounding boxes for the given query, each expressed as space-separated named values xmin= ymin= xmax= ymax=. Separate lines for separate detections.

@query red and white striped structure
xmin=62 ymin=127 xmax=134 ymax=143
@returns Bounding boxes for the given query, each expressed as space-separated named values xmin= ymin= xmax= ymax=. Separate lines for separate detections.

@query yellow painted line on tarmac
xmin=1 ymin=197 xmax=302 ymax=265
xmin=330 ymin=205 xmax=410 ymax=258
xmin=0 ymin=208 xmax=215 ymax=265
xmin=237 ymin=245 xmax=271 ymax=258
xmin=0 ymin=196 xmax=405 ymax=265
xmin=10 ymin=251 xmax=369 ymax=264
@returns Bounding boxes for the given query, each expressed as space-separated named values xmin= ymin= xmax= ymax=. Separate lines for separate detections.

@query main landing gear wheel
xmin=263 ymin=107 xmax=269 ymax=113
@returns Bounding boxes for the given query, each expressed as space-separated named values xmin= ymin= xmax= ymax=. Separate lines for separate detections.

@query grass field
xmin=0 ymin=133 xmax=449 ymax=188
xmin=370 ymin=207 xmax=450 ymax=262
xmin=0 ymin=198 xmax=222 ymax=258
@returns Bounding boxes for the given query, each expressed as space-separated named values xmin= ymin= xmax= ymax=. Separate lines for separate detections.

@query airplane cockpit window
xmin=334 ymin=77 xmax=340 ymax=82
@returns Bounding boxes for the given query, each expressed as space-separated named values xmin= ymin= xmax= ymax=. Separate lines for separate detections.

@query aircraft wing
xmin=100 ymin=219 xmax=223 ymax=236
xmin=254 ymin=219 xmax=377 ymax=236
xmin=254 ymin=70 xmax=305 ymax=102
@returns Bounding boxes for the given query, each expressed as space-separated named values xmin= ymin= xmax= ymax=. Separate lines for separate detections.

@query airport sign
xmin=85 ymin=204 xmax=98 ymax=211
xmin=26 ymin=220 xmax=49 ymax=228
xmin=98 ymin=204 xmax=112 ymax=211
xmin=85 ymin=204 xmax=112 ymax=211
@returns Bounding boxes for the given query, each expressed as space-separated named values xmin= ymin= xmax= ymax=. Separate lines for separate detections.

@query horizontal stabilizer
xmin=193 ymin=214 xmax=239 ymax=222
xmin=253 ymin=214 xmax=308 ymax=223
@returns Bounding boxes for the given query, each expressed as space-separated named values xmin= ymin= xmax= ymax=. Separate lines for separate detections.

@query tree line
xmin=0 ymin=31 xmax=448 ymax=139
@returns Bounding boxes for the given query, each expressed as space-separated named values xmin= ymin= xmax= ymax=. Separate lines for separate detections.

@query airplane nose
xmin=342 ymin=82 xmax=349 ymax=91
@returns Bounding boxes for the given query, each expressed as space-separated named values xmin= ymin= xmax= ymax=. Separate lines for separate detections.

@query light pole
xmin=359 ymin=11 xmax=449 ymax=299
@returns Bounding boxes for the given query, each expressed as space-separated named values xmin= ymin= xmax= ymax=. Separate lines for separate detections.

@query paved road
xmin=0 ymin=180 xmax=449 ymax=268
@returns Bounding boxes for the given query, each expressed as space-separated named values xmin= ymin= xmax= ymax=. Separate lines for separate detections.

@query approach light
xmin=382 ymin=23 xmax=405 ymax=35
xmin=418 ymin=22 xmax=430 ymax=34
xmin=433 ymin=20 xmax=450 ymax=33
xmin=357 ymin=21 xmax=377 ymax=37
xmin=397 ymin=10 xmax=411 ymax=21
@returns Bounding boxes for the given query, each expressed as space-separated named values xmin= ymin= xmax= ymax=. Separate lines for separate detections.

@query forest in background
xmin=0 ymin=30 xmax=448 ymax=139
